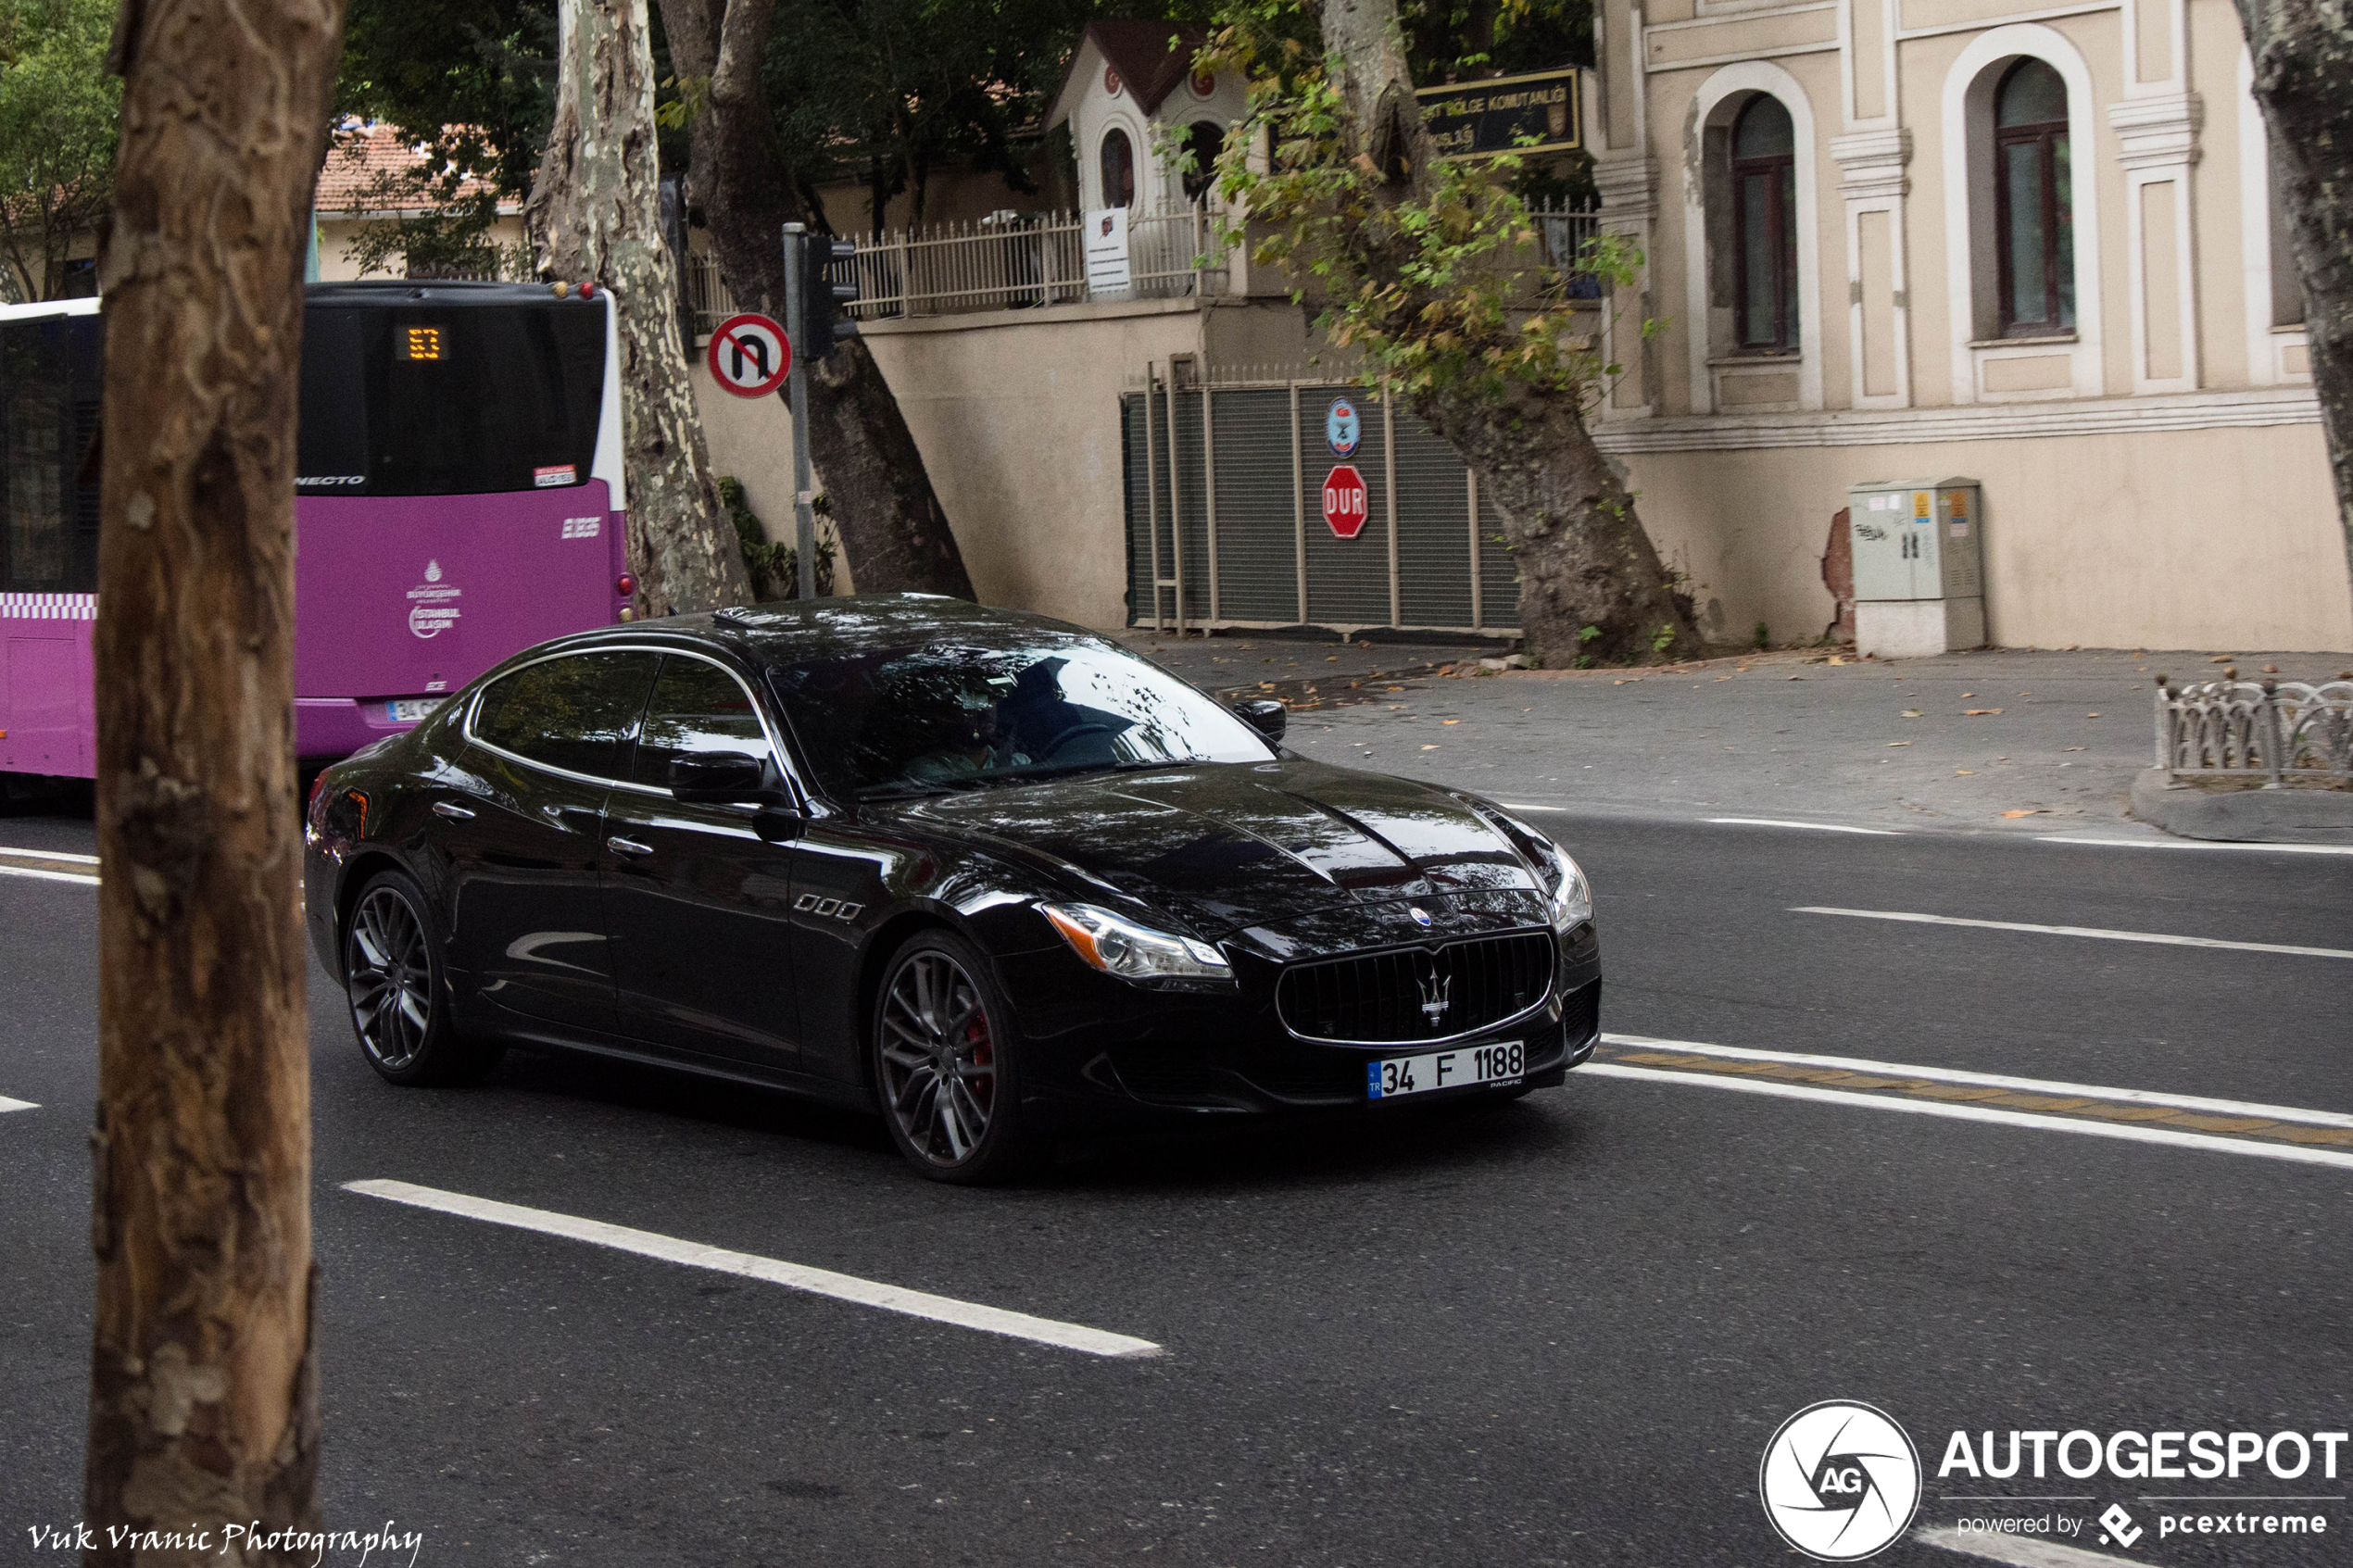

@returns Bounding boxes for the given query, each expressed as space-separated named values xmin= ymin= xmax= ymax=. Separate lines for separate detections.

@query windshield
xmin=766 ymin=638 xmax=1274 ymax=799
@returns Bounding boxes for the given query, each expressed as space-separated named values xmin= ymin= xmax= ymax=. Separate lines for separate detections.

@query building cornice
xmin=2107 ymin=93 xmax=2203 ymax=170
xmin=1831 ymin=128 xmax=1912 ymax=201
xmin=1589 ymin=385 xmax=2319 ymax=453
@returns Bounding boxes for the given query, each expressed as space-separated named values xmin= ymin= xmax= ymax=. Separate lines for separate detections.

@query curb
xmin=2129 ymin=767 xmax=2353 ymax=845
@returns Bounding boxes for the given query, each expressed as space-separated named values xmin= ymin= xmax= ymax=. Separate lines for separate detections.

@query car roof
xmin=553 ymin=594 xmax=1106 ymax=669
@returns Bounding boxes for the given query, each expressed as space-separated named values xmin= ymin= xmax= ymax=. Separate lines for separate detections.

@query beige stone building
xmin=1579 ymin=0 xmax=2350 ymax=649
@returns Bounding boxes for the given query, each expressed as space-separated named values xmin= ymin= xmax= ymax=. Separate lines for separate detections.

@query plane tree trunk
xmin=82 ymin=0 xmax=341 ymax=1557
xmin=656 ymin=0 xmax=976 ymax=598
xmin=526 ymin=0 xmax=751 ymax=617
xmin=2233 ymin=0 xmax=2353 ymax=603
xmin=1315 ymin=0 xmax=1702 ymax=666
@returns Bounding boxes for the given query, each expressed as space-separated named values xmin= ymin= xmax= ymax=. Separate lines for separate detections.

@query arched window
xmin=1994 ymin=59 xmax=2072 ymax=335
xmin=1099 ymin=128 xmax=1135 ymax=208
xmin=1182 ymin=120 xmax=1224 ymax=203
xmin=1731 ymin=96 xmax=1797 ymax=351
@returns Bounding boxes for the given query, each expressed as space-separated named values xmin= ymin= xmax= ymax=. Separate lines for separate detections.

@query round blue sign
xmin=1326 ymin=397 xmax=1361 ymax=457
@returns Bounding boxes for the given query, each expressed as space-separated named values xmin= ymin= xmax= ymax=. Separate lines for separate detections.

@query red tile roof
xmin=315 ymin=124 xmax=504 ymax=215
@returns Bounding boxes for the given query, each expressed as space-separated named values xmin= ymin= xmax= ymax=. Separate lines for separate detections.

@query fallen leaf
xmin=2064 ymin=746 xmax=2085 ymax=752
xmin=1827 ymin=655 xmax=1847 ymax=665
xmin=1963 ymin=709 xmax=2004 ymax=716
xmin=1326 ymin=655 xmax=1340 ymax=661
xmin=1902 ymin=709 xmax=1923 ymax=718
xmin=2263 ymin=663 xmax=2280 ymax=674
xmin=1957 ymin=770 xmax=1977 ymax=775
xmin=2000 ymin=809 xmax=2051 ymax=818
xmin=1788 ymin=675 xmax=1805 ymax=682
xmin=1258 ymin=682 xmax=1275 ymax=691
xmin=1962 ymin=692 xmax=1975 ymax=698
xmin=2086 ymin=711 xmax=2100 ymax=718
xmin=2208 ymin=654 xmax=2233 ymax=663
xmin=1442 ymin=719 xmax=1461 ymax=725
xmin=1887 ymin=741 xmax=1911 ymax=747
xmin=1420 ymin=745 xmax=1441 ymax=751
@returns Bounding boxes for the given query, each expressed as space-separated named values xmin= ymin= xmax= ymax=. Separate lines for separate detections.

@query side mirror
xmin=1233 ymin=697 xmax=1287 ymax=745
xmin=669 ymin=750 xmax=770 ymax=803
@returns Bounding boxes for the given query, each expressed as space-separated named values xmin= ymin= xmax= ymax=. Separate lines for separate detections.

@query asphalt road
xmin=3 ymin=796 xmax=2349 ymax=1568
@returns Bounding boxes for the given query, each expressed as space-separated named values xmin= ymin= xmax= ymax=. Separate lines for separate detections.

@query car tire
xmin=871 ymin=929 xmax=1032 ymax=1185
xmin=342 ymin=869 xmax=504 ymax=1087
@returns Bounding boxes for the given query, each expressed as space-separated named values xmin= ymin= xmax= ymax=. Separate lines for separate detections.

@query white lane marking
xmin=345 ymin=1179 xmax=1163 ymax=1359
xmin=0 ymin=1096 xmax=37 ymax=1113
xmin=1704 ymin=816 xmax=1902 ymax=835
xmin=0 ymin=846 xmax=98 ymax=863
xmin=2039 ymin=834 xmax=2353 ymax=857
xmin=1604 ymin=1034 xmax=2353 ymax=1129
xmin=0 ymin=864 xmax=98 ymax=886
xmin=1580 ymin=1066 xmax=2353 ymax=1172
xmin=1914 ymin=1524 xmax=2141 ymax=1567
xmin=1793 ymin=904 xmax=2353 ymax=961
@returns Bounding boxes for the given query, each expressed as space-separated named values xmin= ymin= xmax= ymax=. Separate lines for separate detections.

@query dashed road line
xmin=1913 ymin=1525 xmax=2140 ymax=1567
xmin=1586 ymin=1036 xmax=2353 ymax=1169
xmin=2037 ymin=834 xmax=2353 ymax=857
xmin=1601 ymin=1034 xmax=2353 ymax=1128
xmin=1793 ymin=905 xmax=2353 ymax=961
xmin=0 ymin=846 xmax=99 ymax=885
xmin=1705 ymin=816 xmax=1902 ymax=835
xmin=0 ymin=1096 xmax=37 ymax=1113
xmin=345 ymin=1178 xmax=1164 ymax=1359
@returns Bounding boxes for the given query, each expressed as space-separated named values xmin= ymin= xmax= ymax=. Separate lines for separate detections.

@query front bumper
xmin=1000 ymin=918 xmax=1604 ymax=1122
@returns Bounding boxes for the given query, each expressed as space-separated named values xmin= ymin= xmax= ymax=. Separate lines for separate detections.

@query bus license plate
xmin=385 ymin=697 xmax=441 ymax=723
xmin=1367 ymin=1041 xmax=1525 ymax=1099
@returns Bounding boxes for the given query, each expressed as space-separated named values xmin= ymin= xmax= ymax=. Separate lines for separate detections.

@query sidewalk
xmin=1115 ymin=629 xmax=2350 ymax=834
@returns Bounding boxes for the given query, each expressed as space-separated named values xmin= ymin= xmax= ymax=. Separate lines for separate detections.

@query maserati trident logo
xmin=1417 ymin=964 xmax=1451 ymax=1029
xmin=1409 ymin=906 xmax=1433 ymax=929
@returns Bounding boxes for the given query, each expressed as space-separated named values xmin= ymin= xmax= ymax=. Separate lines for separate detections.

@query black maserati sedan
xmin=303 ymin=596 xmax=1601 ymax=1182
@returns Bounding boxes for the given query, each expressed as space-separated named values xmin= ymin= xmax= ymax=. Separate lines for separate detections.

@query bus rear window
xmin=297 ymin=302 xmax=604 ymax=496
xmin=0 ymin=315 xmax=101 ymax=595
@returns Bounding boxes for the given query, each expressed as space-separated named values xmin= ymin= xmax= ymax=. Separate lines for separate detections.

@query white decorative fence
xmin=685 ymin=204 xmax=1230 ymax=336
xmin=2154 ymin=674 xmax=2353 ymax=784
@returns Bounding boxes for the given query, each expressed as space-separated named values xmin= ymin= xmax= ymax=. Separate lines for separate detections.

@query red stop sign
xmin=1322 ymin=464 xmax=1369 ymax=538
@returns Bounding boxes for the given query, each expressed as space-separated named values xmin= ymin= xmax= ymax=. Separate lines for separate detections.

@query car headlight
xmin=1541 ymin=844 xmax=1594 ymax=933
xmin=1038 ymin=901 xmax=1235 ymax=986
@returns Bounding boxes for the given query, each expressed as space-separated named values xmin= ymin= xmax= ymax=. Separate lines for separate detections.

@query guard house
xmin=1046 ymin=21 xmax=1249 ymax=217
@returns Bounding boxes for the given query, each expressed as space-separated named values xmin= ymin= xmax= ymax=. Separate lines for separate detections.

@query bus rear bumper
xmin=296 ymin=697 xmax=422 ymax=762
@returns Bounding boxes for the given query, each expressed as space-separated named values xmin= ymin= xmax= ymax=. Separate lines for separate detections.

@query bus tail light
xmin=616 ymin=573 xmax=636 ymax=597
xmin=578 ymin=281 xmax=596 ymax=299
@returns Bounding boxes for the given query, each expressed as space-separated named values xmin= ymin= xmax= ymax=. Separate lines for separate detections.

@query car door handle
xmin=432 ymin=801 xmax=476 ymax=821
xmin=607 ymin=836 xmax=654 ymax=857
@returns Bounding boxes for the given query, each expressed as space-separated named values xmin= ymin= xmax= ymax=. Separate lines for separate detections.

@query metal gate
xmin=1122 ymin=369 xmax=1520 ymax=635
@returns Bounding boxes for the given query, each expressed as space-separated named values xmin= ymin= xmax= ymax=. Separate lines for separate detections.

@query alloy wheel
xmin=347 ymin=885 xmax=433 ymax=1072
xmin=878 ymin=951 xmax=998 ymax=1167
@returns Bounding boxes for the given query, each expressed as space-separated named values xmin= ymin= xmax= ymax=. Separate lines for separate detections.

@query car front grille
xmin=1276 ymin=930 xmax=1556 ymax=1045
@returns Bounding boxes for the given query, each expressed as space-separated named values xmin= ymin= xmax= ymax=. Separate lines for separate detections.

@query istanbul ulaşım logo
xmin=1759 ymin=1401 xmax=1923 ymax=1561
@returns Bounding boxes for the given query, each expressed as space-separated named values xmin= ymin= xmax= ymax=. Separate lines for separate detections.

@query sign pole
xmin=783 ymin=221 xmax=817 ymax=601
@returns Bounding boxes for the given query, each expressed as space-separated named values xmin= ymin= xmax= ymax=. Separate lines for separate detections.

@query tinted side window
xmin=472 ymin=650 xmax=659 ymax=780
xmin=1 ymin=315 xmax=102 ymax=594
xmin=634 ymin=655 xmax=772 ymax=788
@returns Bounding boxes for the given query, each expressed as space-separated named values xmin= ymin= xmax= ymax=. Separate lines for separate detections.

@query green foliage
xmin=759 ymin=0 xmax=1215 ymax=232
xmin=1649 ymin=621 xmax=1676 ymax=655
xmin=1577 ymin=623 xmax=1601 ymax=642
xmin=1200 ymin=9 xmax=1636 ymax=410
xmin=723 ymin=475 xmax=837 ymax=599
xmin=0 ymin=0 xmax=119 ymax=302
xmin=333 ymin=0 xmax=553 ymax=278
xmin=1754 ymin=619 xmax=1770 ymax=649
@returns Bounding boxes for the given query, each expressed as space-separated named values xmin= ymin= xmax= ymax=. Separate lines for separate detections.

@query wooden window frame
xmin=1730 ymin=104 xmax=1798 ymax=354
xmin=1993 ymin=64 xmax=2070 ymax=337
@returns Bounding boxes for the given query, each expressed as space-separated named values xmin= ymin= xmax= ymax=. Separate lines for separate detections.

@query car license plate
xmin=385 ymin=697 xmax=441 ymax=723
xmin=1367 ymin=1040 xmax=1525 ymax=1099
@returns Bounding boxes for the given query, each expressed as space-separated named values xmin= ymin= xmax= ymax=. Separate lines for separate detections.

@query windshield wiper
xmin=983 ymin=758 xmax=1206 ymax=785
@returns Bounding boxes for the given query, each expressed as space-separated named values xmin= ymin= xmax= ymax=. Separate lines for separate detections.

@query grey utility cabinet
xmin=1846 ymin=477 xmax=1985 ymax=658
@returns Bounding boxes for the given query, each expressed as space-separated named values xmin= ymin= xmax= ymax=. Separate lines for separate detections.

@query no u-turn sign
xmin=707 ymin=312 xmax=790 ymax=396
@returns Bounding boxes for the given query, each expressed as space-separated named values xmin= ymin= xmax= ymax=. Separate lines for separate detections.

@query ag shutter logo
xmin=1760 ymin=1401 xmax=1923 ymax=1561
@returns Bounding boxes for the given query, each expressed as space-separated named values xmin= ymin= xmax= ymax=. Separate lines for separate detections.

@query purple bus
xmin=1 ymin=282 xmax=634 ymax=788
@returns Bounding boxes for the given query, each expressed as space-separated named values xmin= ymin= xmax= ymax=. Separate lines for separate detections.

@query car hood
xmin=894 ymin=758 xmax=1544 ymax=938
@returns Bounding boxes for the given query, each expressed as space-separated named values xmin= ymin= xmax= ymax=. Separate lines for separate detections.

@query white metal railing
xmin=684 ymin=204 xmax=1230 ymax=335
xmin=2155 ymin=673 xmax=2353 ymax=784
